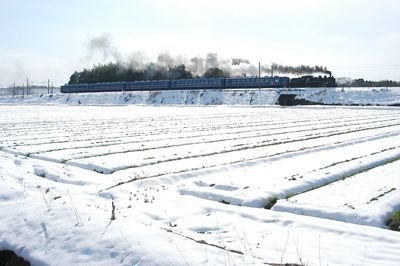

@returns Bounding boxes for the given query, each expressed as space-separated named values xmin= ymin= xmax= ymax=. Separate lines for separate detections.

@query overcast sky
xmin=1 ymin=0 xmax=399 ymax=86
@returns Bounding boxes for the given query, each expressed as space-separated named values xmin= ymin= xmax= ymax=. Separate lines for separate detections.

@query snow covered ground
xmin=0 ymin=86 xmax=400 ymax=106
xmin=1 ymin=104 xmax=400 ymax=265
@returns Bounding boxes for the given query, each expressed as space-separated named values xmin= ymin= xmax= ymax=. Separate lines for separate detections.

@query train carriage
xmin=60 ymin=75 xmax=334 ymax=93
xmin=171 ymin=78 xmax=225 ymax=89
xmin=127 ymin=80 xmax=170 ymax=91
xmin=90 ymin=82 xmax=125 ymax=92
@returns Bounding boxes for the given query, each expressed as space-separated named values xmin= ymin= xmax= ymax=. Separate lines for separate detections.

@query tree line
xmin=68 ymin=62 xmax=230 ymax=84
xmin=343 ymin=78 xmax=400 ymax=87
xmin=68 ymin=62 xmax=400 ymax=87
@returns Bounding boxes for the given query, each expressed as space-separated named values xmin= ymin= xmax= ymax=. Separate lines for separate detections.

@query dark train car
xmin=171 ymin=78 xmax=225 ymax=90
xmin=126 ymin=80 xmax=170 ymax=91
xmin=225 ymin=76 xmax=289 ymax=88
xmin=90 ymin=82 xmax=125 ymax=92
xmin=275 ymin=76 xmax=290 ymax=87
xmin=60 ymin=83 xmax=89 ymax=93
xmin=226 ymin=77 xmax=263 ymax=88
xmin=61 ymin=82 xmax=125 ymax=93
xmin=289 ymin=75 xmax=337 ymax=87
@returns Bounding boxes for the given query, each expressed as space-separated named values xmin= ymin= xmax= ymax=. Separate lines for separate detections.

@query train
xmin=289 ymin=75 xmax=337 ymax=88
xmin=60 ymin=75 xmax=336 ymax=93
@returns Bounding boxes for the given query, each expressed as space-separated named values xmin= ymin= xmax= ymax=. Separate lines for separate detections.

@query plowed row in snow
xmin=2 ymin=106 xmax=400 ymax=207
xmin=1 ymin=105 xmax=400 ymax=265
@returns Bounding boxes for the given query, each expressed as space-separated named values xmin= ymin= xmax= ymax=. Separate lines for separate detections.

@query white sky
xmin=1 ymin=0 xmax=400 ymax=86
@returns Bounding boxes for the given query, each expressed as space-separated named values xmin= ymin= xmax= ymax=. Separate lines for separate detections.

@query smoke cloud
xmin=123 ymin=52 xmax=254 ymax=77
xmin=83 ymin=35 xmax=332 ymax=77
xmin=86 ymin=34 xmax=121 ymax=61
xmin=231 ymin=58 xmax=250 ymax=65
xmin=205 ymin=53 xmax=219 ymax=68
xmin=189 ymin=56 xmax=205 ymax=75
xmin=263 ymin=63 xmax=332 ymax=76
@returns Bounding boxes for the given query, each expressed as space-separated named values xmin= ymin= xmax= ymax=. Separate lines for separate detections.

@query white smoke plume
xmin=86 ymin=34 xmax=121 ymax=61
xmin=83 ymin=36 xmax=332 ymax=77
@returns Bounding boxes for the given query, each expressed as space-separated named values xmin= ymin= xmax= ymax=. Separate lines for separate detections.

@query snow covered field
xmin=1 ymin=105 xmax=400 ymax=265
xmin=1 ymin=87 xmax=400 ymax=106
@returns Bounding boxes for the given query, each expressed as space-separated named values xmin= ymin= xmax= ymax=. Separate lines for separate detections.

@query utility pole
xmin=258 ymin=62 xmax=261 ymax=90
xmin=13 ymin=82 xmax=16 ymax=96
xmin=26 ymin=78 xmax=29 ymax=95
xmin=48 ymin=79 xmax=50 ymax=94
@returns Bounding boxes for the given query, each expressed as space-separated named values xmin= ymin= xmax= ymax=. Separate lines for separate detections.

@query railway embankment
xmin=0 ymin=87 xmax=400 ymax=106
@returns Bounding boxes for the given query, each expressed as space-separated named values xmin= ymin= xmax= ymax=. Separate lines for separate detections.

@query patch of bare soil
xmin=0 ymin=250 xmax=31 ymax=266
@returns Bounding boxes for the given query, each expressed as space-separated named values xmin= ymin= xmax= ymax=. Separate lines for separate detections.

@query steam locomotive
xmin=60 ymin=75 xmax=336 ymax=93
xmin=289 ymin=75 xmax=336 ymax=88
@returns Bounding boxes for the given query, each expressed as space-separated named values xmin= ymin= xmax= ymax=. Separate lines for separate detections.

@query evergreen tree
xmin=203 ymin=67 xmax=230 ymax=78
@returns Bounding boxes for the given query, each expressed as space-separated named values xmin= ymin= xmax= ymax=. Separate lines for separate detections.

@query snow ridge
xmin=1 ymin=87 xmax=400 ymax=106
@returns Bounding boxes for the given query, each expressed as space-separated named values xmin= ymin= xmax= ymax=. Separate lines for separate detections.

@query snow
xmin=1 ymin=95 xmax=400 ymax=265
xmin=298 ymin=87 xmax=400 ymax=106
xmin=1 ymin=86 xmax=400 ymax=106
xmin=273 ymin=159 xmax=400 ymax=228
